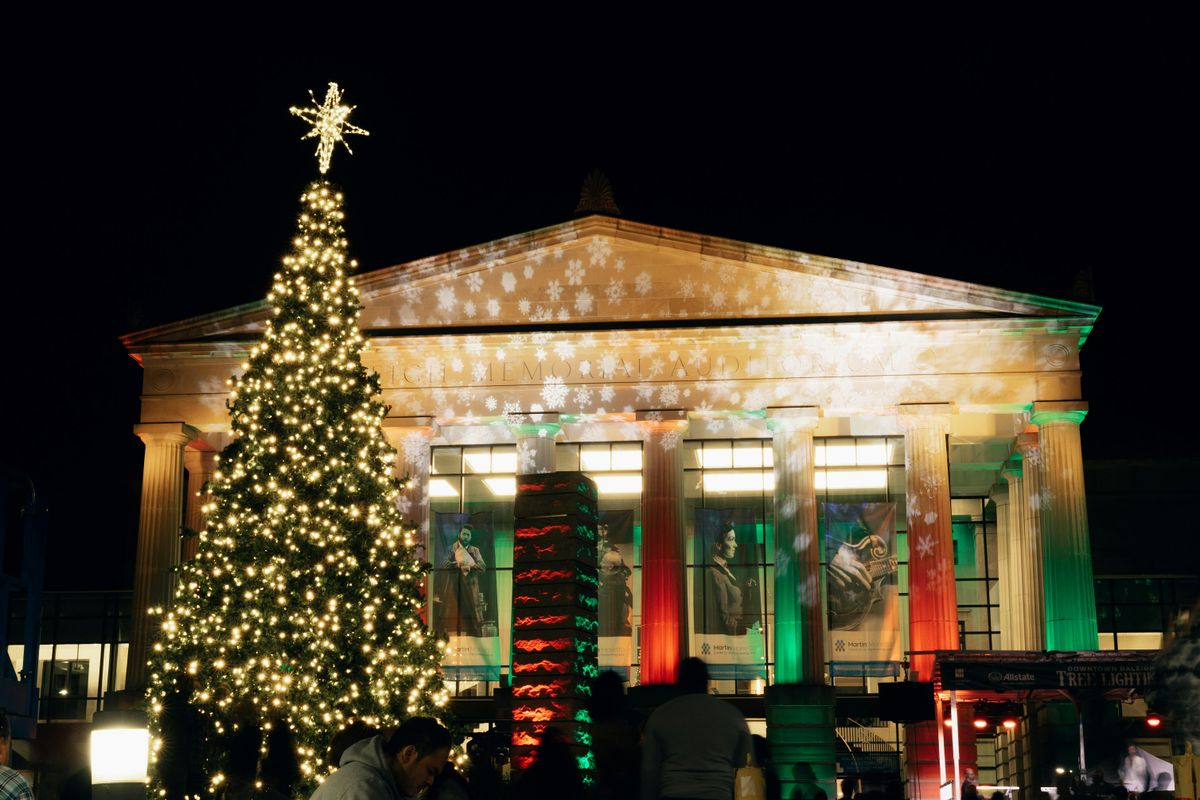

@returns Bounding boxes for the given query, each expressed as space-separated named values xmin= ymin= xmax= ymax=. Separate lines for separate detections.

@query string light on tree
xmin=146 ymin=85 xmax=446 ymax=797
xmin=289 ymin=82 xmax=369 ymax=175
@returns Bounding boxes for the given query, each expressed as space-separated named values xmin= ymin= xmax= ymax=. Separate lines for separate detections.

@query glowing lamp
xmin=1001 ymin=716 xmax=1018 ymax=731
xmin=1145 ymin=713 xmax=1163 ymax=729
xmin=1055 ymin=768 xmax=1066 ymax=775
xmin=91 ymin=709 xmax=149 ymax=793
xmin=973 ymin=717 xmax=989 ymax=731
xmin=943 ymin=718 xmax=954 ymax=728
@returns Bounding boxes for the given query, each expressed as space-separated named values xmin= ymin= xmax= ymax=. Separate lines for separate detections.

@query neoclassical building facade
xmin=122 ymin=215 xmax=1102 ymax=797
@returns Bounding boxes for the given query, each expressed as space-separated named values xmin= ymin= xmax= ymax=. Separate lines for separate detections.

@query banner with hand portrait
xmin=823 ymin=502 xmax=899 ymax=676
xmin=432 ymin=511 xmax=500 ymax=680
xmin=692 ymin=508 xmax=765 ymax=680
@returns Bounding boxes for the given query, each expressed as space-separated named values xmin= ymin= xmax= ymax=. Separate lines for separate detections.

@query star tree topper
xmin=290 ymin=82 xmax=369 ymax=174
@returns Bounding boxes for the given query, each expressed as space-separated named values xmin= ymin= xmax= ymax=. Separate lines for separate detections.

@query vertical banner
xmin=693 ymin=508 xmax=765 ymax=680
xmin=432 ymin=511 xmax=501 ymax=680
xmin=597 ymin=510 xmax=635 ymax=676
xmin=823 ymin=502 xmax=900 ymax=676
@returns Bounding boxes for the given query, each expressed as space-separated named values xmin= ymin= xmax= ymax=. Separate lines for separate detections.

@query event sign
xmin=432 ymin=510 xmax=501 ymax=680
xmin=939 ymin=654 xmax=1155 ymax=692
xmin=693 ymin=508 xmax=765 ymax=680
xmin=597 ymin=509 xmax=635 ymax=676
xmin=823 ymin=502 xmax=900 ymax=676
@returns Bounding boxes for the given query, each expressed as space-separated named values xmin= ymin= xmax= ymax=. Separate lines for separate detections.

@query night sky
xmin=6 ymin=29 xmax=1196 ymax=589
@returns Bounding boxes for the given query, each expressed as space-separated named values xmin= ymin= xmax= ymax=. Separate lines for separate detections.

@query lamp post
xmin=91 ymin=709 xmax=149 ymax=800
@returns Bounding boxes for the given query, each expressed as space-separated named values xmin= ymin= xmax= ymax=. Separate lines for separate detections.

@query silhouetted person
xmin=311 ymin=717 xmax=451 ymax=800
xmin=223 ymin=718 xmax=262 ymax=800
xmin=465 ymin=734 xmax=504 ymax=800
xmin=1143 ymin=771 xmax=1174 ymax=800
xmin=1058 ymin=773 xmax=1079 ymax=800
xmin=1121 ymin=746 xmax=1150 ymax=799
xmin=327 ymin=721 xmax=379 ymax=769
xmin=754 ymin=734 xmax=782 ymax=800
xmin=514 ymin=727 xmax=584 ymax=800
xmin=590 ymin=670 xmax=641 ymax=800
xmin=790 ymin=762 xmax=820 ymax=800
xmin=260 ymin=723 xmax=300 ymax=800
xmin=427 ymin=760 xmax=470 ymax=800
xmin=0 ymin=711 xmax=33 ymax=800
xmin=642 ymin=657 xmax=753 ymax=799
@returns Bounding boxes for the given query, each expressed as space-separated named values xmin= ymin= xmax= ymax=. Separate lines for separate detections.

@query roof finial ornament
xmin=574 ymin=169 xmax=621 ymax=216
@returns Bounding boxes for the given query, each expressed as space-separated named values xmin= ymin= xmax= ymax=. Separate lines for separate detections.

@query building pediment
xmin=122 ymin=216 xmax=1098 ymax=350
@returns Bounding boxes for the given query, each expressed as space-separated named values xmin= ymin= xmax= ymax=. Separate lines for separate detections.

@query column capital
xmin=508 ymin=412 xmax=562 ymax=441
xmin=183 ymin=447 xmax=217 ymax=470
xmin=381 ymin=416 xmax=438 ymax=447
xmin=635 ymin=409 xmax=688 ymax=435
xmin=989 ymin=482 xmax=1010 ymax=506
xmin=897 ymin=403 xmax=955 ymax=433
xmin=766 ymin=406 xmax=822 ymax=433
xmin=134 ymin=422 xmax=198 ymax=446
xmin=382 ymin=415 xmax=438 ymax=433
xmin=1031 ymin=400 xmax=1088 ymax=428
xmin=1015 ymin=431 xmax=1040 ymax=457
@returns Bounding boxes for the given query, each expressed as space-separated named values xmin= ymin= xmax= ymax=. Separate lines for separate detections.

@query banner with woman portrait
xmin=597 ymin=509 xmax=635 ymax=676
xmin=432 ymin=511 xmax=501 ymax=680
xmin=822 ymin=502 xmax=899 ymax=676
xmin=693 ymin=508 xmax=765 ymax=680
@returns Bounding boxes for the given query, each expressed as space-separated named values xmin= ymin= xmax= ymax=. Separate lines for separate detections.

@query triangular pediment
xmin=123 ymin=216 xmax=1099 ymax=349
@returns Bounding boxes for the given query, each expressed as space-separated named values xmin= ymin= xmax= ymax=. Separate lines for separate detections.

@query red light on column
xmin=1145 ymin=713 xmax=1163 ymax=729
xmin=944 ymin=718 xmax=954 ymax=728
xmin=973 ymin=717 xmax=989 ymax=731
xmin=1001 ymin=716 xmax=1018 ymax=730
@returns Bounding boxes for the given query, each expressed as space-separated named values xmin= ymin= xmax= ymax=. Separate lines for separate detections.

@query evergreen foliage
xmin=146 ymin=181 xmax=447 ymax=796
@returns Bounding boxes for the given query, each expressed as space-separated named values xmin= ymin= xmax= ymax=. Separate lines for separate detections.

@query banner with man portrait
xmin=432 ymin=511 xmax=500 ymax=680
xmin=692 ymin=508 xmax=765 ymax=680
xmin=822 ymin=502 xmax=900 ymax=676
xmin=597 ymin=509 xmax=635 ymax=677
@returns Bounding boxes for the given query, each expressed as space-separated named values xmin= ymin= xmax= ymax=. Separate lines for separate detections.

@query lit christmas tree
xmin=146 ymin=84 xmax=448 ymax=796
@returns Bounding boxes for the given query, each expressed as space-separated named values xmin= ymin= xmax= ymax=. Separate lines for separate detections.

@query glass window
xmin=430 ymin=442 xmax=643 ymax=693
xmin=18 ymin=591 xmax=131 ymax=722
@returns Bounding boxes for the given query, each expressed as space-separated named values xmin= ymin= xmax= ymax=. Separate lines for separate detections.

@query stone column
xmin=511 ymin=413 xmax=560 ymax=475
xmin=1014 ymin=432 xmax=1047 ymax=651
xmin=128 ymin=422 xmax=197 ymax=691
xmin=636 ymin=410 xmax=687 ymax=685
xmin=181 ymin=446 xmax=217 ymax=562
xmin=1001 ymin=461 xmax=1027 ymax=649
xmin=766 ymin=407 xmax=824 ymax=684
xmin=382 ymin=418 xmax=437 ymax=547
xmin=767 ymin=407 xmax=835 ymax=800
xmin=900 ymin=405 xmax=971 ymax=800
xmin=383 ymin=418 xmax=437 ymax=625
xmin=1031 ymin=401 xmax=1098 ymax=651
xmin=989 ymin=481 xmax=1011 ymax=650
xmin=899 ymin=405 xmax=958 ymax=680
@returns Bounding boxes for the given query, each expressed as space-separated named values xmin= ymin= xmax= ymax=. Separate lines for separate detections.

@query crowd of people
xmin=121 ymin=655 xmax=1181 ymax=800
xmin=306 ymin=657 xmax=765 ymax=800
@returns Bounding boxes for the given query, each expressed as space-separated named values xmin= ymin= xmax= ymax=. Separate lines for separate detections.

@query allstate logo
xmin=835 ymin=640 xmax=846 ymax=652
xmin=701 ymin=642 xmax=711 ymax=656
xmin=988 ymin=671 xmax=1004 ymax=683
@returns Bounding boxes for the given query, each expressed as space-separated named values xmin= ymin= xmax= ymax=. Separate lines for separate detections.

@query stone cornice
xmin=126 ymin=313 xmax=1096 ymax=362
xmin=121 ymin=215 xmax=1101 ymax=357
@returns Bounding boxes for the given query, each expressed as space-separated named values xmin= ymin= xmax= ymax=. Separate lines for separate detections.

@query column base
xmin=904 ymin=709 xmax=977 ymax=800
xmin=766 ymin=684 xmax=836 ymax=800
